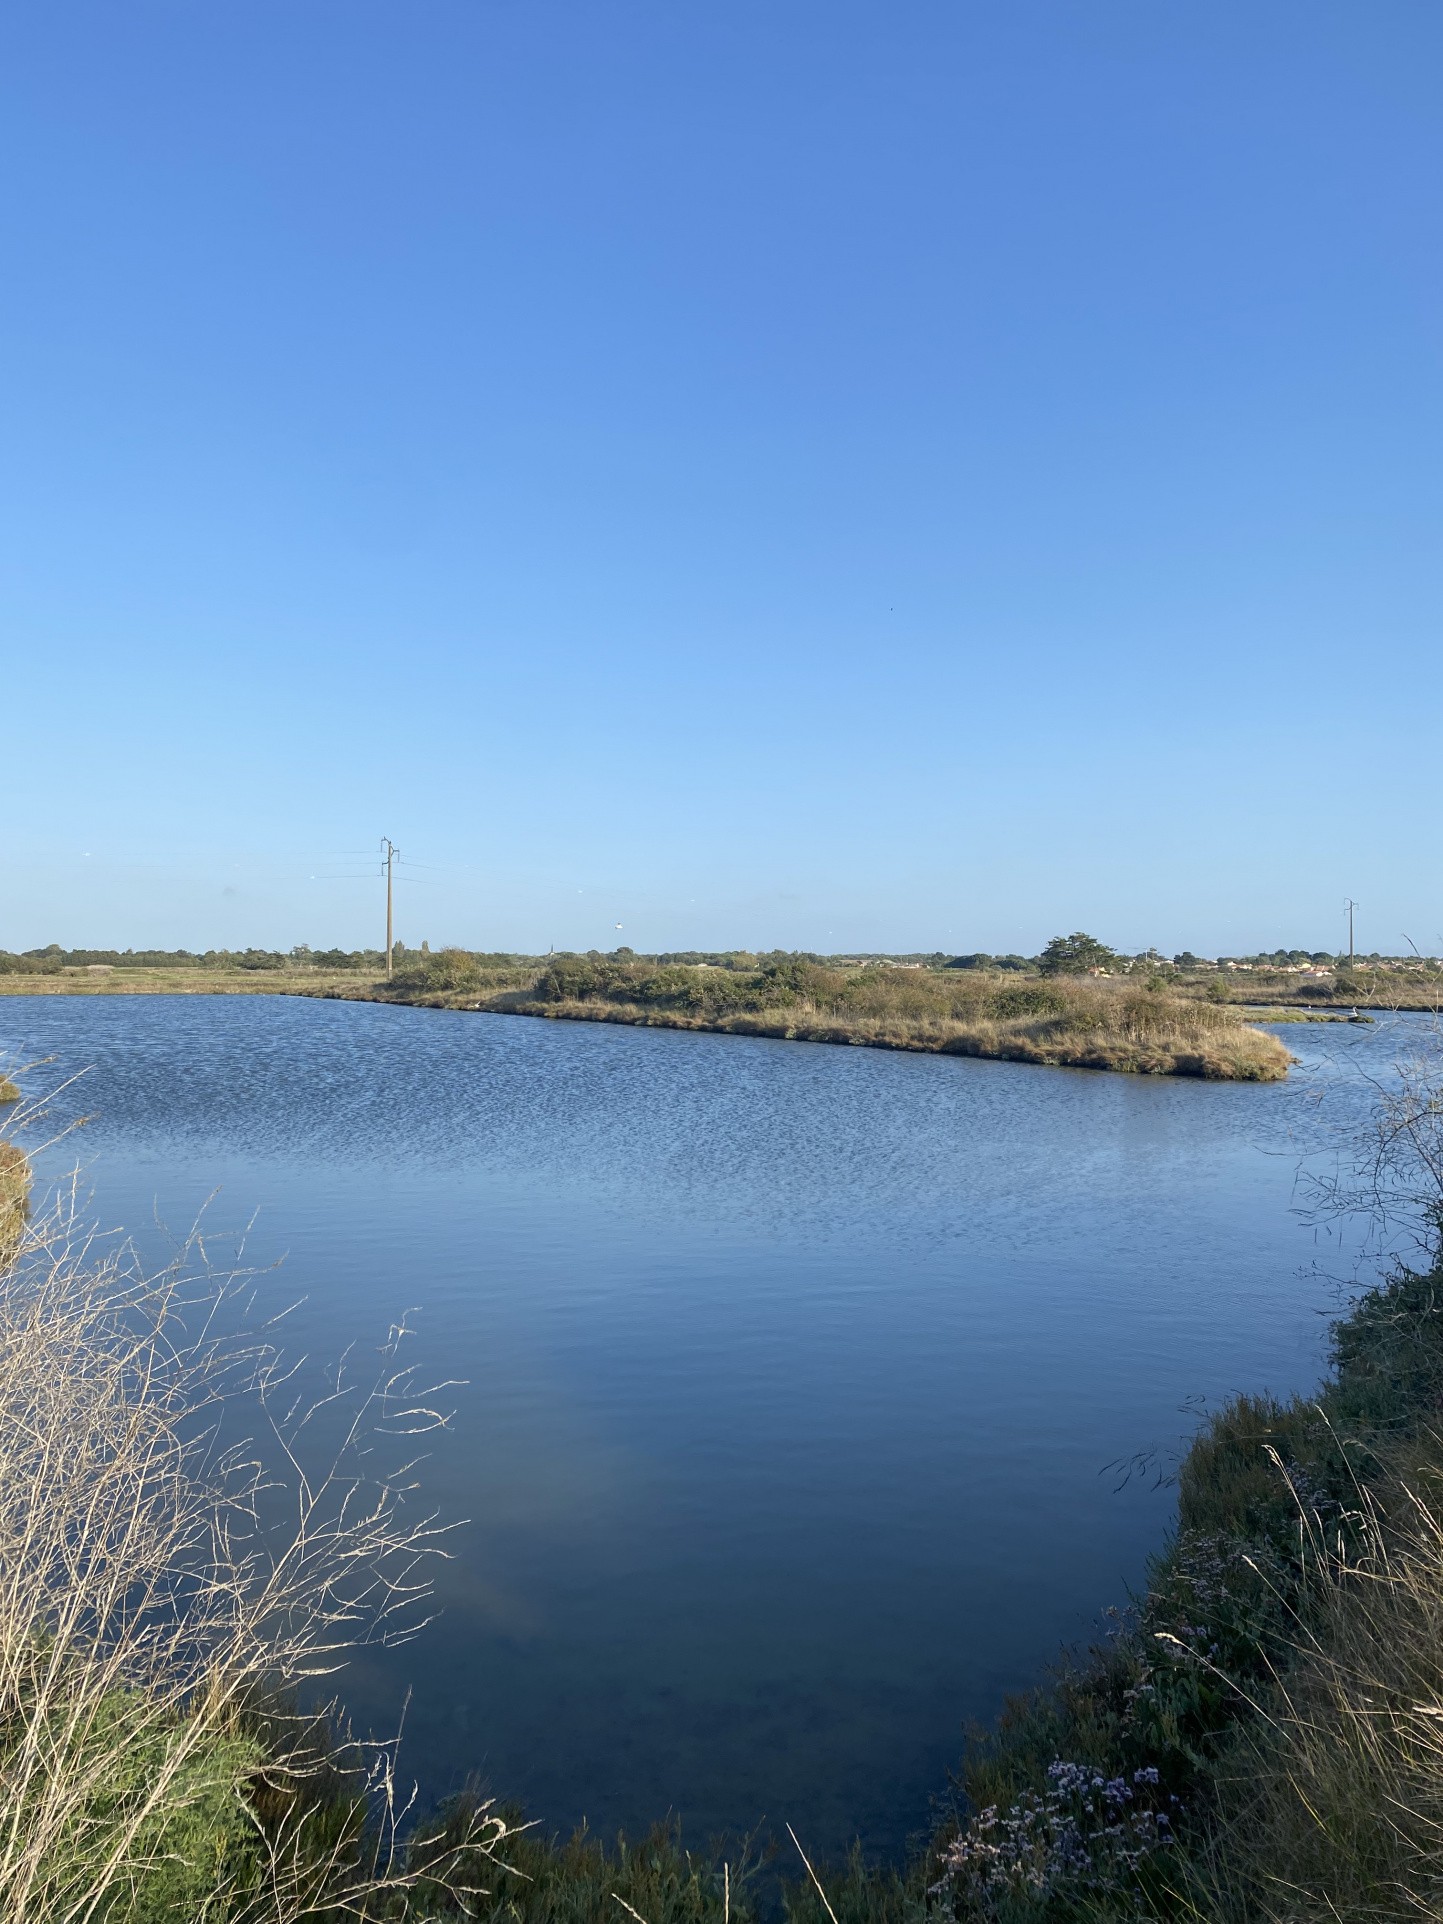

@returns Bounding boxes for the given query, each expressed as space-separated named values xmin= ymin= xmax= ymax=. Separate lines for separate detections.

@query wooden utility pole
xmin=1345 ymin=897 xmax=1357 ymax=963
xmin=382 ymin=838 xmax=399 ymax=977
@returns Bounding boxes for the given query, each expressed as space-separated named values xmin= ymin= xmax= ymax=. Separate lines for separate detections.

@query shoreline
xmin=315 ymin=983 xmax=1295 ymax=1080
xmin=0 ymin=967 xmax=1293 ymax=1081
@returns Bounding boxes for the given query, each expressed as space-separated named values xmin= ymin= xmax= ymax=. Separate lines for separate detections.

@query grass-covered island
xmin=0 ymin=935 xmax=1346 ymax=1080
xmin=5 ymin=1038 xmax=1443 ymax=1922
xmin=350 ymin=951 xmax=1292 ymax=1082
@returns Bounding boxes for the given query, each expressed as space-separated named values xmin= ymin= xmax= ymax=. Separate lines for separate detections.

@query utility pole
xmin=1344 ymin=897 xmax=1357 ymax=964
xmin=382 ymin=838 xmax=399 ymax=977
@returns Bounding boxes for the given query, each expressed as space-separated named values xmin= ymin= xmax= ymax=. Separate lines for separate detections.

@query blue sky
xmin=4 ymin=3 xmax=1439 ymax=957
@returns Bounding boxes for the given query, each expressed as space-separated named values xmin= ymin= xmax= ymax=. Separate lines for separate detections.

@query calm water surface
xmin=0 ymin=996 xmax=1396 ymax=1854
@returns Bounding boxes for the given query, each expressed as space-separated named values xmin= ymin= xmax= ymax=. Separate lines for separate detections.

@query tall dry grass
xmin=1192 ymin=1459 xmax=1443 ymax=1923
xmin=0 ymin=1093 xmax=508 ymax=1922
xmin=0 ymin=1139 xmax=27 ymax=1262
xmin=507 ymin=964 xmax=1292 ymax=1081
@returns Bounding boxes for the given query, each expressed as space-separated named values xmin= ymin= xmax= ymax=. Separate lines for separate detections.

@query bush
xmin=20 ymin=1687 xmax=264 ymax=1923
xmin=397 ymin=947 xmax=487 ymax=993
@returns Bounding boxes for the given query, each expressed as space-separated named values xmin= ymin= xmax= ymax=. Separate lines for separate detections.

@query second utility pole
xmin=383 ymin=838 xmax=399 ymax=978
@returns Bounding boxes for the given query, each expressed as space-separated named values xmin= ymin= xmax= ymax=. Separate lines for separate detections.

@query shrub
xmin=398 ymin=947 xmax=487 ymax=993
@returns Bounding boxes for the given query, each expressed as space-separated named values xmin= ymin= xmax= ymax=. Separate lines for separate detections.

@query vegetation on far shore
xmin=0 ymin=936 xmax=1300 ymax=1079
xmin=353 ymin=950 xmax=1292 ymax=1082
xmin=5 ymin=934 xmax=1436 ymax=1059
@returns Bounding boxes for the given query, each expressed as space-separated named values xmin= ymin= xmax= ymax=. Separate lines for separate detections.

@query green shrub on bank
xmin=925 ymin=1251 xmax=1443 ymax=1921
xmin=17 ymin=1687 xmax=263 ymax=1924
xmin=393 ymin=946 xmax=488 ymax=992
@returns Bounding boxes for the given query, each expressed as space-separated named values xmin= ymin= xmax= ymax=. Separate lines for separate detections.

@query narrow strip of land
xmin=337 ymin=955 xmax=1292 ymax=1080
xmin=0 ymin=956 xmax=1295 ymax=1079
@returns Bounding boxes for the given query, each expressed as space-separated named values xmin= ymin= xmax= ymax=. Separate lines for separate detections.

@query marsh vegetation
xmin=370 ymin=951 xmax=1292 ymax=1081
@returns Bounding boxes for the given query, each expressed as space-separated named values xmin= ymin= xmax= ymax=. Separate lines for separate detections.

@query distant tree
xmin=1037 ymin=932 xmax=1118 ymax=976
xmin=1174 ymin=952 xmax=1201 ymax=969
xmin=945 ymin=953 xmax=994 ymax=971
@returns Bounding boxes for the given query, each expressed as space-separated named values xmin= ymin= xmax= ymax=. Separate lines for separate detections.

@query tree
xmin=1037 ymin=932 xmax=1118 ymax=976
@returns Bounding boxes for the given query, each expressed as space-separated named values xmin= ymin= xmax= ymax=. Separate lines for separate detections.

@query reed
xmin=0 ymin=1141 xmax=27 ymax=1266
xmin=0 ymin=1112 xmax=509 ymax=1922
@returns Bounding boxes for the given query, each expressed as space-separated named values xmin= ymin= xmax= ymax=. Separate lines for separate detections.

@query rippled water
xmin=0 ymin=995 xmax=1404 ymax=1854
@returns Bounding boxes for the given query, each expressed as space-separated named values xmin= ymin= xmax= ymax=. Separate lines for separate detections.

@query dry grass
xmin=0 ymin=1141 xmax=28 ymax=1265
xmin=1 ymin=955 xmax=1291 ymax=1079
xmin=0 ymin=970 xmax=370 ymax=999
xmin=1192 ymin=1459 xmax=1443 ymax=1923
xmin=453 ymin=965 xmax=1293 ymax=1081
xmin=0 ymin=1100 xmax=510 ymax=1921
xmin=312 ymin=951 xmax=1293 ymax=1079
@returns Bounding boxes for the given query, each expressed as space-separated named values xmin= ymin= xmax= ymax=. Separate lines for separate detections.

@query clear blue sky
xmin=4 ymin=3 xmax=1439 ymax=957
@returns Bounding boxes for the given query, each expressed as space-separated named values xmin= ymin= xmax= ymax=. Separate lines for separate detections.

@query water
xmin=0 ymin=995 xmax=1403 ymax=1855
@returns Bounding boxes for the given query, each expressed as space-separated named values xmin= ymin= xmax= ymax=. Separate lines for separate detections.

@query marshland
xmin=2 ymin=989 xmax=1431 ymax=1919
xmin=0 ymin=942 xmax=1300 ymax=1082
xmin=370 ymin=950 xmax=1292 ymax=1080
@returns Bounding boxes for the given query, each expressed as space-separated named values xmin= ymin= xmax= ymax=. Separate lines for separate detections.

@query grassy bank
xmin=352 ymin=953 xmax=1292 ymax=1082
xmin=798 ymin=1241 xmax=1443 ymax=1924
xmin=0 ymin=966 xmax=370 ymax=998
xmin=1176 ymin=965 xmax=1442 ymax=1015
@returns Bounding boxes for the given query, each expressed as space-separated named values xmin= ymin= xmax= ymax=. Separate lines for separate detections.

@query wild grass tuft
xmin=0 ymin=1102 xmax=511 ymax=1921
